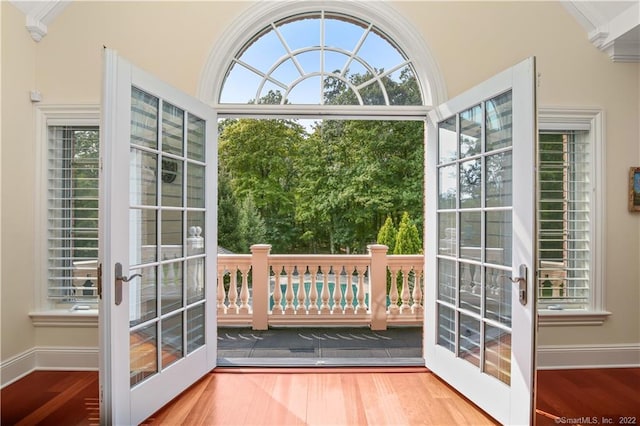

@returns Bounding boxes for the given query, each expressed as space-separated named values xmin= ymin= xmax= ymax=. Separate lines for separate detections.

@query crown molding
xmin=9 ymin=0 xmax=71 ymax=42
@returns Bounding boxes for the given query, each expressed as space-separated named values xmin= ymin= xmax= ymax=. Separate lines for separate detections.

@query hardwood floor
xmin=2 ymin=368 xmax=639 ymax=425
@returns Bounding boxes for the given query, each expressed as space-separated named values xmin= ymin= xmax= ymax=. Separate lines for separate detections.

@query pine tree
xmin=237 ymin=196 xmax=267 ymax=253
xmin=376 ymin=216 xmax=397 ymax=252
xmin=394 ymin=212 xmax=422 ymax=254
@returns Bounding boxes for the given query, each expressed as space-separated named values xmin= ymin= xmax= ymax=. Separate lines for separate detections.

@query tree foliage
xmin=377 ymin=216 xmax=397 ymax=251
xmin=394 ymin=212 xmax=422 ymax=254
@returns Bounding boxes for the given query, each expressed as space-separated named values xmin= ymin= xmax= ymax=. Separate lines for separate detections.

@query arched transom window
xmin=219 ymin=11 xmax=422 ymax=106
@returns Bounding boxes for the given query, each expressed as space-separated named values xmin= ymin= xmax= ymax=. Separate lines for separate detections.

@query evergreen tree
xmin=237 ymin=196 xmax=267 ymax=253
xmin=377 ymin=216 xmax=397 ymax=252
xmin=394 ymin=212 xmax=422 ymax=254
xmin=217 ymin=166 xmax=242 ymax=252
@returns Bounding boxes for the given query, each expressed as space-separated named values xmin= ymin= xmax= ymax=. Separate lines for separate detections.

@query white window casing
xmin=537 ymin=107 xmax=609 ymax=326
xmin=31 ymin=105 xmax=100 ymax=326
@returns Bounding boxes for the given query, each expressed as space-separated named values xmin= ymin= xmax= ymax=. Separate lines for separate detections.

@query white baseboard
xmin=537 ymin=343 xmax=640 ymax=370
xmin=2 ymin=343 xmax=638 ymax=387
xmin=1 ymin=346 xmax=98 ymax=388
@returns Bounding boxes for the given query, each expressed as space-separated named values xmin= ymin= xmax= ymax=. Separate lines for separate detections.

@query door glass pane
xmin=438 ymin=116 xmax=457 ymax=164
xmin=131 ymin=88 xmax=158 ymax=149
xmin=460 ymin=211 xmax=481 ymax=261
xmin=187 ymin=212 xmax=205 ymax=255
xmin=129 ymin=266 xmax=157 ymax=327
xmin=130 ymin=149 xmax=157 ymax=206
xmin=486 ymin=91 xmax=512 ymax=151
xmin=459 ymin=105 xmax=482 ymax=158
xmin=484 ymin=325 xmax=511 ymax=385
xmin=187 ymin=304 xmax=205 ymax=353
xmin=187 ymin=114 xmax=205 ymax=162
xmin=437 ymin=304 xmax=455 ymax=353
xmin=161 ymin=261 xmax=183 ymax=314
xmin=161 ymin=210 xmax=183 ymax=260
xmin=486 ymin=210 xmax=512 ymax=267
xmin=438 ymin=212 xmax=456 ymax=256
xmin=460 ymin=159 xmax=481 ymax=208
xmin=187 ymin=163 xmax=205 ymax=208
xmin=437 ymin=258 xmax=456 ymax=305
xmin=458 ymin=313 xmax=481 ymax=368
xmin=187 ymin=258 xmax=205 ymax=304
xmin=459 ymin=262 xmax=481 ymax=314
xmin=161 ymin=158 xmax=183 ymax=207
xmin=485 ymin=266 xmax=512 ymax=326
xmin=129 ymin=208 xmax=157 ymax=266
xmin=130 ymin=323 xmax=157 ymax=387
xmin=161 ymin=312 xmax=183 ymax=368
xmin=438 ymin=165 xmax=457 ymax=209
xmin=486 ymin=151 xmax=512 ymax=207
xmin=162 ymin=102 xmax=184 ymax=156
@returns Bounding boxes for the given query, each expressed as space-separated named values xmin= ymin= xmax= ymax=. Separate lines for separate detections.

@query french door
xmin=425 ymin=57 xmax=537 ymax=425
xmin=99 ymin=49 xmax=217 ymax=425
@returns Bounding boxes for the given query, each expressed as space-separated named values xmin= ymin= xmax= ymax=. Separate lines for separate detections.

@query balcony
xmin=217 ymin=244 xmax=424 ymax=331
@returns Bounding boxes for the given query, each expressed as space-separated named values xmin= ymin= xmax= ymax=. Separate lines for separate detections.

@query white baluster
xmin=296 ymin=266 xmax=308 ymax=315
xmin=400 ymin=268 xmax=411 ymax=314
xmin=320 ymin=265 xmax=331 ymax=314
xmin=271 ymin=266 xmax=283 ymax=315
xmin=331 ymin=266 xmax=344 ymax=314
xmin=227 ymin=266 xmax=239 ymax=314
xmin=388 ymin=266 xmax=400 ymax=315
xmin=284 ymin=265 xmax=295 ymax=314
xmin=217 ymin=267 xmax=227 ymax=314
xmin=412 ymin=268 xmax=424 ymax=315
xmin=308 ymin=266 xmax=319 ymax=314
xmin=343 ymin=265 xmax=355 ymax=314
xmin=239 ymin=265 xmax=251 ymax=314
xmin=356 ymin=266 xmax=367 ymax=314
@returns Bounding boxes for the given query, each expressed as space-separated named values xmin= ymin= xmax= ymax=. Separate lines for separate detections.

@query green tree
xmin=394 ymin=212 xmax=422 ymax=254
xmin=217 ymin=166 xmax=242 ymax=253
xmin=237 ymin=196 xmax=267 ymax=253
xmin=377 ymin=216 xmax=397 ymax=251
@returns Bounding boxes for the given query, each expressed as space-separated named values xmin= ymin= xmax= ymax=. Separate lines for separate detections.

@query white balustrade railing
xmin=217 ymin=244 xmax=424 ymax=330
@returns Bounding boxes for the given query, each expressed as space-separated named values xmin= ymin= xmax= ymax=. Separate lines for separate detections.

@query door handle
xmin=114 ymin=262 xmax=142 ymax=306
xmin=509 ymin=264 xmax=528 ymax=306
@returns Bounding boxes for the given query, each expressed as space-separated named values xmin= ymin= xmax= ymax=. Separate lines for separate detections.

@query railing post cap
xmin=367 ymin=244 xmax=389 ymax=254
xmin=250 ymin=244 xmax=272 ymax=253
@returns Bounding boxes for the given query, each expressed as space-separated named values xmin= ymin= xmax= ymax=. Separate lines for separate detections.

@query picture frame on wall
xmin=630 ymin=167 xmax=640 ymax=212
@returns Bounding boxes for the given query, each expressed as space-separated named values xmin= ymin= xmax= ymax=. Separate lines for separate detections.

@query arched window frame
xmin=197 ymin=0 xmax=447 ymax=118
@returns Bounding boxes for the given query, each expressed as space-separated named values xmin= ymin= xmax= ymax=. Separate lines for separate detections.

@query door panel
xmin=425 ymin=58 xmax=536 ymax=425
xmin=100 ymin=49 xmax=217 ymax=425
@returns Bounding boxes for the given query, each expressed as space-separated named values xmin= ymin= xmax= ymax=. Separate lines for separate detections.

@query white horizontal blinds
xmin=47 ymin=126 xmax=100 ymax=302
xmin=538 ymin=131 xmax=590 ymax=309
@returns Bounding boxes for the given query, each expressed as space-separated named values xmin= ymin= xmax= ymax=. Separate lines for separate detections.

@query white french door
xmin=99 ymin=49 xmax=217 ymax=425
xmin=425 ymin=57 xmax=537 ymax=425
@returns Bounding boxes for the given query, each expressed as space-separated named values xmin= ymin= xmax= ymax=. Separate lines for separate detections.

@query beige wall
xmin=1 ymin=2 xmax=39 ymax=361
xmin=1 ymin=1 xmax=638 ymax=365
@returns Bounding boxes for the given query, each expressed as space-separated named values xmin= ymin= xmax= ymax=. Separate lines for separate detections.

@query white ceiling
xmin=8 ymin=0 xmax=640 ymax=62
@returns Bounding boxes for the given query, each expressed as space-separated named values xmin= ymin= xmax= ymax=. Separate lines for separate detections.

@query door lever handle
xmin=508 ymin=264 xmax=528 ymax=306
xmin=114 ymin=262 xmax=142 ymax=306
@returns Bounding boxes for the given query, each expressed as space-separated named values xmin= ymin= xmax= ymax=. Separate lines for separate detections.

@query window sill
xmin=29 ymin=309 xmax=98 ymax=327
xmin=537 ymin=310 xmax=611 ymax=326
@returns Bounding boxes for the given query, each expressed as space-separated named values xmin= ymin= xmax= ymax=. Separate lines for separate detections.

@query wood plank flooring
xmin=2 ymin=368 xmax=639 ymax=425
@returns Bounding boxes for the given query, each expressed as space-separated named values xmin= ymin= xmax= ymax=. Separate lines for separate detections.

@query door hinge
xmin=97 ymin=263 xmax=103 ymax=299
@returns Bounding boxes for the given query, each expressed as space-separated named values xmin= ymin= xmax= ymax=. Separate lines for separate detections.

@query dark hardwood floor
xmin=2 ymin=368 xmax=639 ymax=425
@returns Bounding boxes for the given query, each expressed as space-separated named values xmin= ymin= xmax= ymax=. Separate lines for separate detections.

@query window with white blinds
xmin=47 ymin=126 xmax=100 ymax=304
xmin=538 ymin=129 xmax=592 ymax=310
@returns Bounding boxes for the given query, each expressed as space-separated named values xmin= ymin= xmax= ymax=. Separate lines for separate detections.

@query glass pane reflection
xmin=437 ymin=304 xmax=455 ymax=353
xmin=460 ymin=212 xmax=481 ymax=261
xmin=161 ymin=261 xmax=183 ymax=314
xmin=187 ymin=304 xmax=205 ymax=353
xmin=162 ymin=102 xmax=184 ymax=156
xmin=485 ymin=266 xmax=512 ymax=326
xmin=131 ymin=87 xmax=158 ymax=149
xmin=486 ymin=152 xmax=512 ymax=207
xmin=486 ymin=210 xmax=512 ymax=267
xmin=459 ymin=105 xmax=481 ymax=158
xmin=459 ymin=262 xmax=481 ymax=314
xmin=187 ymin=163 xmax=205 ymax=208
xmin=438 ymin=117 xmax=457 ymax=164
xmin=161 ymin=210 xmax=183 ymax=260
xmin=458 ymin=313 xmax=481 ymax=368
xmin=129 ymin=208 xmax=157 ymax=266
xmin=187 ymin=115 xmax=206 ymax=162
xmin=460 ymin=159 xmax=481 ymax=208
xmin=484 ymin=325 xmax=511 ymax=385
xmin=486 ymin=91 xmax=512 ymax=151
xmin=129 ymin=266 xmax=157 ymax=327
xmin=438 ymin=165 xmax=457 ymax=209
xmin=187 ymin=212 xmax=205 ymax=256
xmin=161 ymin=158 xmax=183 ymax=207
xmin=187 ymin=258 xmax=204 ymax=304
xmin=438 ymin=212 xmax=456 ymax=256
xmin=437 ymin=258 xmax=456 ymax=305
xmin=161 ymin=313 xmax=184 ymax=368
xmin=130 ymin=323 xmax=157 ymax=387
xmin=130 ymin=149 xmax=157 ymax=206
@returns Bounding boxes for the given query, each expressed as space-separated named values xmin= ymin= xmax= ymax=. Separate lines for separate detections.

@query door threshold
xmin=216 ymin=357 xmax=425 ymax=368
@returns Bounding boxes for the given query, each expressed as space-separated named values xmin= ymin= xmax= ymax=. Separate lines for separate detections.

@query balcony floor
xmin=217 ymin=326 xmax=424 ymax=367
